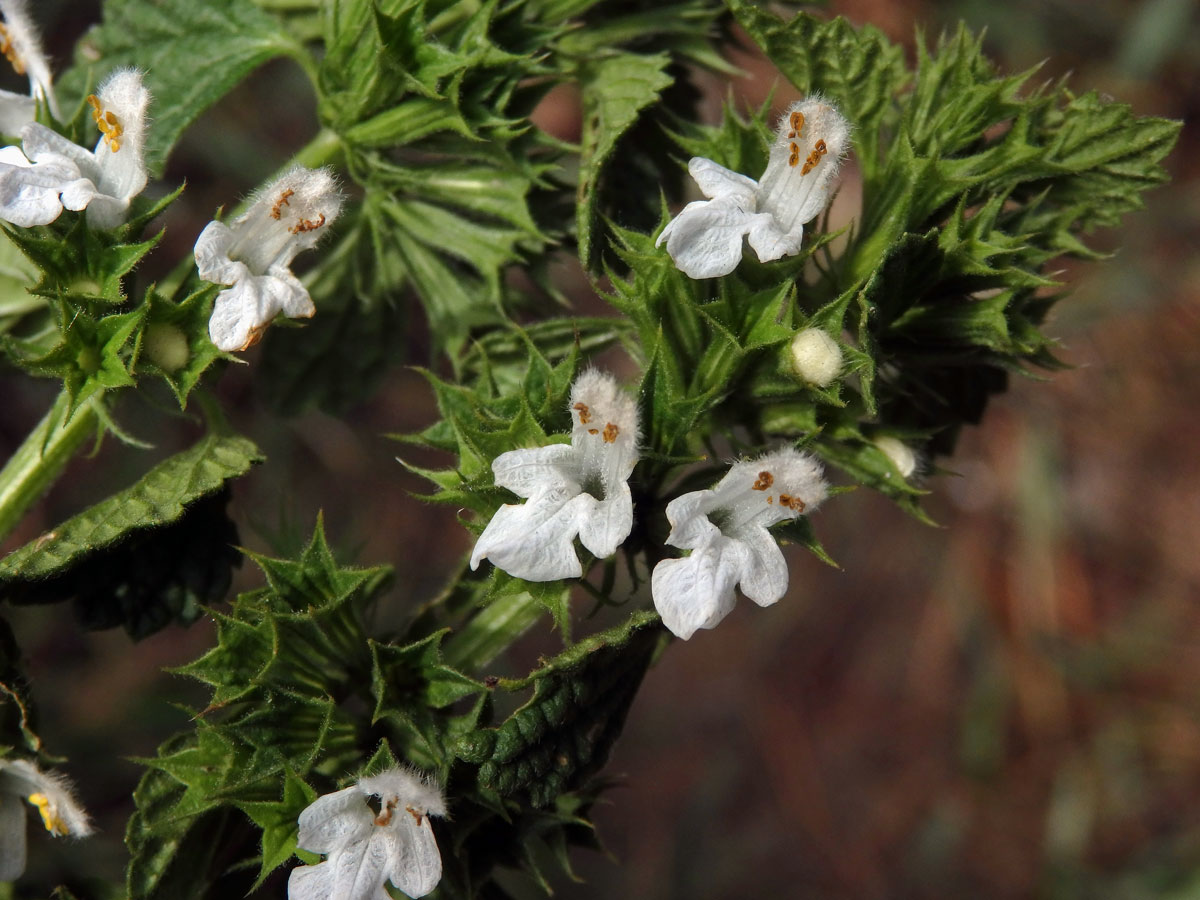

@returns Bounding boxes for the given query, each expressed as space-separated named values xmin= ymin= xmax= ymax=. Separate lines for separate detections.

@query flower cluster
xmin=0 ymin=7 xmax=343 ymax=356
xmin=289 ymin=767 xmax=445 ymax=900
xmin=470 ymin=371 xmax=830 ymax=640
xmin=657 ymin=96 xmax=849 ymax=278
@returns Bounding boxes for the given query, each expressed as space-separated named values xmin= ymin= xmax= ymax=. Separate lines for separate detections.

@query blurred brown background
xmin=1 ymin=0 xmax=1198 ymax=896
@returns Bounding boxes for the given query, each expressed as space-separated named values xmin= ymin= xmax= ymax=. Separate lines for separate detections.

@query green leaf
xmin=236 ymin=771 xmax=316 ymax=890
xmin=454 ymin=611 xmax=664 ymax=807
xmin=62 ymin=0 xmax=302 ymax=174
xmin=576 ymin=51 xmax=674 ymax=270
xmin=0 ymin=432 xmax=261 ymax=583
xmin=1 ymin=490 xmax=242 ymax=640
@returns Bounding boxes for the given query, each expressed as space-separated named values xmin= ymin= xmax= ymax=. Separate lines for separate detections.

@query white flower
xmin=0 ymin=758 xmax=93 ymax=881
xmin=196 ymin=166 xmax=342 ymax=352
xmin=288 ymin=767 xmax=445 ymax=900
xmin=790 ymin=326 xmax=843 ymax=387
xmin=0 ymin=67 xmax=148 ymax=228
xmin=0 ymin=0 xmax=61 ymax=134
xmin=873 ymin=436 xmax=918 ymax=479
xmin=470 ymin=370 xmax=640 ymax=581
xmin=657 ymin=97 xmax=850 ymax=279
xmin=651 ymin=448 xmax=827 ymax=640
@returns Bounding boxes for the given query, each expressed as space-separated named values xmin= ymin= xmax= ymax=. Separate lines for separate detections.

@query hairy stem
xmin=0 ymin=390 xmax=101 ymax=543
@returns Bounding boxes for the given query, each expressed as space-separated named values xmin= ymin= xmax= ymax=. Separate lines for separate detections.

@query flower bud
xmin=874 ymin=436 xmax=918 ymax=479
xmin=789 ymin=327 xmax=842 ymax=387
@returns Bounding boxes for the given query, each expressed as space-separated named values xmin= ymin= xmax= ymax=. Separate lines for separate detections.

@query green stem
xmin=443 ymin=590 xmax=545 ymax=671
xmin=0 ymin=390 xmax=101 ymax=543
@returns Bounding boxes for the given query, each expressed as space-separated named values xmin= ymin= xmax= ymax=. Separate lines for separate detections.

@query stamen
xmin=0 ymin=24 xmax=25 ymax=76
xmin=288 ymin=213 xmax=326 ymax=235
xmin=374 ymin=798 xmax=397 ymax=827
xmin=752 ymin=471 xmax=774 ymax=491
xmin=87 ymin=95 xmax=124 ymax=153
xmin=405 ymin=805 xmax=425 ymax=826
xmin=800 ymin=139 xmax=828 ymax=176
xmin=778 ymin=493 xmax=806 ymax=512
xmin=787 ymin=110 xmax=804 ymax=140
xmin=27 ymin=793 xmax=67 ymax=836
xmin=573 ymin=402 xmax=592 ymax=424
xmin=602 ymin=423 xmax=619 ymax=443
xmin=270 ymin=189 xmax=294 ymax=220
xmin=788 ymin=142 xmax=800 ymax=167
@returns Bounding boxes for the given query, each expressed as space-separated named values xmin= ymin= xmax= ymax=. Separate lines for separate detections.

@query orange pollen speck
xmin=270 ymin=189 xmax=294 ymax=220
xmin=800 ymin=139 xmax=828 ymax=176
xmin=602 ymin=423 xmax=619 ymax=443
xmin=405 ymin=806 xmax=424 ymax=826
xmin=788 ymin=142 xmax=800 ymax=167
xmin=588 ymin=428 xmax=599 ymax=435
xmin=752 ymin=471 xmax=774 ymax=491
xmin=288 ymin=213 xmax=326 ymax=235
xmin=573 ymin=402 xmax=592 ymax=424
xmin=0 ymin=24 xmax=24 ymax=76
xmin=787 ymin=110 xmax=804 ymax=140
xmin=88 ymin=95 xmax=124 ymax=152
xmin=779 ymin=493 xmax=806 ymax=512
xmin=374 ymin=799 xmax=398 ymax=827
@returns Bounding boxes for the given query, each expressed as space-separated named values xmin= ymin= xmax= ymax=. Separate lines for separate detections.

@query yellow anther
xmin=800 ymin=139 xmax=828 ymax=175
xmin=87 ymin=95 xmax=124 ymax=152
xmin=270 ymin=188 xmax=295 ymax=220
xmin=787 ymin=110 xmax=804 ymax=140
xmin=287 ymin=213 xmax=326 ymax=235
xmin=0 ymin=23 xmax=24 ymax=76
xmin=27 ymin=793 xmax=68 ymax=836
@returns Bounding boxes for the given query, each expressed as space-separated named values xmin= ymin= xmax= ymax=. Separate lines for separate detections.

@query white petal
xmin=469 ymin=492 xmax=586 ymax=581
xmin=207 ymin=271 xmax=311 ymax=352
xmin=194 ymin=221 xmax=241 ymax=285
xmin=288 ymin=860 xmax=334 ymax=900
xmin=0 ymin=92 xmax=34 ymax=136
xmin=651 ymin=539 xmax=744 ymax=640
xmin=262 ymin=265 xmax=315 ymax=318
xmin=0 ymin=793 xmax=27 ymax=881
xmin=657 ymin=198 xmax=768 ymax=279
xmin=732 ymin=525 xmax=790 ymax=607
xmin=20 ymin=123 xmax=95 ymax=178
xmin=58 ymin=176 xmax=101 ymax=213
xmin=296 ymin=786 xmax=373 ymax=855
xmin=662 ymin=490 xmax=721 ymax=550
xmin=288 ymin=841 xmax=391 ymax=900
xmin=686 ymin=156 xmax=758 ymax=203
xmin=91 ymin=69 xmax=150 ymax=205
xmin=0 ymin=163 xmax=66 ymax=225
xmin=382 ymin=817 xmax=442 ymax=898
xmin=575 ymin=485 xmax=633 ymax=560
xmin=756 ymin=97 xmax=849 ymax=234
xmin=490 ymin=444 xmax=578 ymax=499
xmin=745 ymin=214 xmax=803 ymax=263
